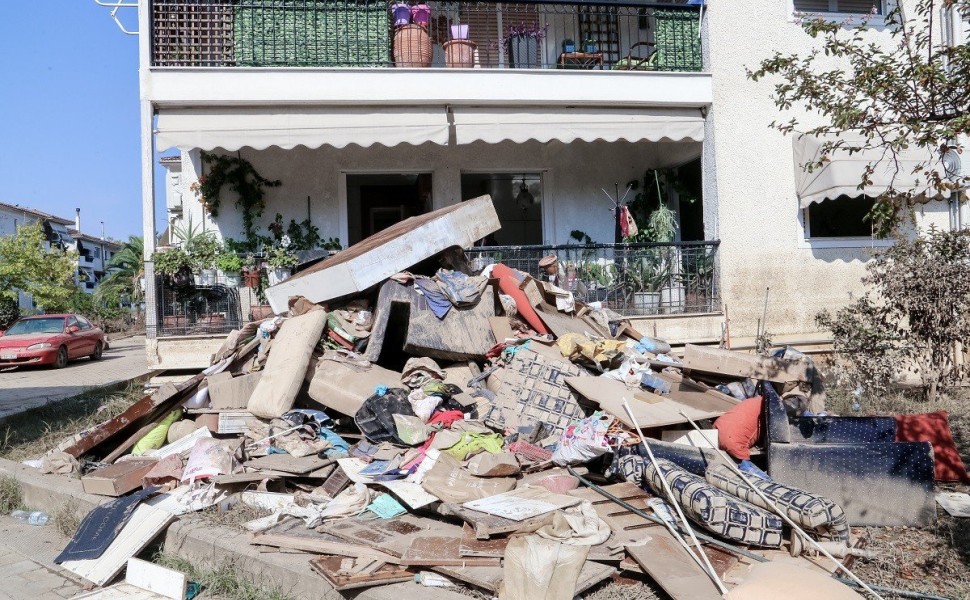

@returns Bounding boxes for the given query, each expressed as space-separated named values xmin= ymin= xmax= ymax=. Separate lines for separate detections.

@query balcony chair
xmin=612 ymin=42 xmax=658 ymax=71
xmin=762 ymin=382 xmax=935 ymax=526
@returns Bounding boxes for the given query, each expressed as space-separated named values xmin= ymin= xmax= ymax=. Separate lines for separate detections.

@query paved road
xmin=0 ymin=336 xmax=152 ymax=420
xmin=0 ymin=516 xmax=82 ymax=600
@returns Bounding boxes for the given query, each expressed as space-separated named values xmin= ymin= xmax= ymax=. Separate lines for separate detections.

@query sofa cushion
xmin=714 ymin=396 xmax=763 ymax=460
xmin=644 ymin=458 xmax=783 ymax=548
xmin=895 ymin=411 xmax=970 ymax=482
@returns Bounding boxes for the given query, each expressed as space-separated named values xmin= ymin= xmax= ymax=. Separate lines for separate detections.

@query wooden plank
xmin=211 ymin=471 xmax=281 ymax=485
xmin=569 ymin=483 xmax=723 ymax=600
xmin=399 ymin=537 xmax=500 ymax=567
xmin=320 ymin=514 xmax=463 ymax=558
xmin=433 ymin=560 xmax=615 ymax=594
xmin=125 ymin=558 xmax=187 ymax=600
xmin=565 ymin=376 xmax=736 ymax=429
xmin=308 ymin=555 xmax=414 ymax=591
xmin=251 ymin=518 xmax=401 ymax=563
xmin=62 ymin=504 xmax=175 ymax=586
xmin=244 ymin=453 xmax=331 ymax=475
xmin=443 ymin=503 xmax=555 ymax=539
xmin=64 ymin=374 xmax=204 ymax=459
xmin=265 ymin=194 xmax=501 ymax=312
xmin=682 ymin=344 xmax=810 ymax=383
xmin=457 ymin=523 xmax=619 ymax=562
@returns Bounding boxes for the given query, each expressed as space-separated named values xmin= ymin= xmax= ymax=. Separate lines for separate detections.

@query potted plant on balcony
xmin=391 ymin=3 xmax=433 ymax=67
xmin=216 ymin=250 xmax=244 ymax=287
xmin=189 ymin=234 xmax=221 ymax=286
xmin=266 ymin=242 xmax=298 ymax=286
xmin=504 ymin=23 xmax=547 ymax=68
xmin=153 ymin=247 xmax=192 ymax=280
xmin=443 ymin=19 xmax=476 ymax=68
xmin=627 ymin=252 xmax=667 ymax=314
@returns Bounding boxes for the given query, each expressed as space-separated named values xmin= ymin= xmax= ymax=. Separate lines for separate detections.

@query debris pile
xmin=40 ymin=196 xmax=966 ymax=599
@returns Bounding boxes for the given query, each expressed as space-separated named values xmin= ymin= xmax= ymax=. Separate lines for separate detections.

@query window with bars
xmin=793 ymin=0 xmax=884 ymax=14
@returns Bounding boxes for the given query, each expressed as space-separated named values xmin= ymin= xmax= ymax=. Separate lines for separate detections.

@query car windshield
xmin=5 ymin=318 xmax=65 ymax=335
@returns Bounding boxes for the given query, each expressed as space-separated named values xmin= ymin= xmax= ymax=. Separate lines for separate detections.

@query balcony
xmin=150 ymin=0 xmax=702 ymax=72
xmin=465 ymin=240 xmax=720 ymax=316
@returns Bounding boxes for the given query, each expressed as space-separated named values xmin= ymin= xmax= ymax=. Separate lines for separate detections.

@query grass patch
xmin=196 ymin=503 xmax=273 ymax=532
xmin=52 ymin=499 xmax=82 ymax=538
xmin=153 ymin=552 xmax=292 ymax=600
xmin=0 ymin=475 xmax=25 ymax=514
xmin=0 ymin=383 xmax=143 ymax=461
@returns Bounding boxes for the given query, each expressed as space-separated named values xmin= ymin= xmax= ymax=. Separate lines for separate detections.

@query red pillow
xmin=714 ymin=396 xmax=763 ymax=461
xmin=895 ymin=411 xmax=970 ymax=483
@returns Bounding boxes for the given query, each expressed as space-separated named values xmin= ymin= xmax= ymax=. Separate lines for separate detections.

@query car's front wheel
xmin=90 ymin=342 xmax=104 ymax=361
xmin=53 ymin=346 xmax=68 ymax=369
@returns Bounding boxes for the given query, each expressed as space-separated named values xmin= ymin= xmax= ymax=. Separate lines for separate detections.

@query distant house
xmin=0 ymin=201 xmax=122 ymax=310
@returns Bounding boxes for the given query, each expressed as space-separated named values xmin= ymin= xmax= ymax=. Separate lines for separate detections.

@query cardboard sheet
xmin=565 ymin=376 xmax=736 ymax=429
xmin=463 ymin=487 xmax=580 ymax=522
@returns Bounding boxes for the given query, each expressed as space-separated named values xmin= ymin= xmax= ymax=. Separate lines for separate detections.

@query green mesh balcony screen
xmin=653 ymin=8 xmax=701 ymax=72
xmin=234 ymin=0 xmax=391 ymax=67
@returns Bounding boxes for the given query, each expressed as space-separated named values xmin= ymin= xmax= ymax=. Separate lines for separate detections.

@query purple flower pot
xmin=451 ymin=24 xmax=469 ymax=40
xmin=391 ymin=3 xmax=411 ymax=26
xmin=411 ymin=4 xmax=431 ymax=27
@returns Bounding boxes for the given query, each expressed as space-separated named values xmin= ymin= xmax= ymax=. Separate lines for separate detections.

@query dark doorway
xmin=347 ymin=173 xmax=433 ymax=245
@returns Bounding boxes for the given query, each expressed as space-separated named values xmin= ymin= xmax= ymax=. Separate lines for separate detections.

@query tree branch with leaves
xmin=749 ymin=0 xmax=970 ymax=236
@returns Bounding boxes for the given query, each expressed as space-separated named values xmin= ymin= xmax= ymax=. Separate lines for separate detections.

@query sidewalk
xmin=0 ymin=516 xmax=83 ymax=600
xmin=0 ymin=336 xmax=152 ymax=421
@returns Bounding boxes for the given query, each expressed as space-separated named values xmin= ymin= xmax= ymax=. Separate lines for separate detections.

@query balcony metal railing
xmin=151 ymin=0 xmax=702 ymax=72
xmin=153 ymin=273 xmax=244 ymax=337
xmin=465 ymin=240 xmax=719 ymax=316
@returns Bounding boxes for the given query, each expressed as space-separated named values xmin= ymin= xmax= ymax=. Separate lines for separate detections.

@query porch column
xmin=141 ymin=98 xmax=158 ymax=341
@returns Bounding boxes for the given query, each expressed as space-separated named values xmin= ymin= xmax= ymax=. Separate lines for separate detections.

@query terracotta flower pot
xmin=443 ymin=39 xmax=476 ymax=68
xmin=394 ymin=24 xmax=433 ymax=67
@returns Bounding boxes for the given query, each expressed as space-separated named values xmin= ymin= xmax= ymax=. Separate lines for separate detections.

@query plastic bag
xmin=181 ymin=438 xmax=234 ymax=483
xmin=552 ymin=411 xmax=614 ymax=466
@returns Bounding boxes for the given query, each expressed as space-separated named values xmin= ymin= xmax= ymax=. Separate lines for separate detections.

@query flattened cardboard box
xmin=207 ymin=371 xmax=262 ymax=410
xmin=82 ymin=459 xmax=158 ymax=497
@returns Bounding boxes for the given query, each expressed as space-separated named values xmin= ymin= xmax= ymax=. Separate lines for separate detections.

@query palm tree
xmin=95 ymin=236 xmax=144 ymax=307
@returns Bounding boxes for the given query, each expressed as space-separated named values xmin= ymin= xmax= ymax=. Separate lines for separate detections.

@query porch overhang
xmin=452 ymin=107 xmax=704 ymax=145
xmin=155 ymin=106 xmax=451 ymax=152
xmin=793 ymin=133 xmax=952 ymax=208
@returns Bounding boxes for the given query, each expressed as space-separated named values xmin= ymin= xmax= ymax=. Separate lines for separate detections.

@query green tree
xmin=749 ymin=1 xmax=970 ymax=236
xmin=0 ymin=223 xmax=78 ymax=312
xmin=96 ymin=236 xmax=144 ymax=306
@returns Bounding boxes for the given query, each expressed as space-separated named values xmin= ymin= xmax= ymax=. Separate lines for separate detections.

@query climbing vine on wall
xmin=191 ymin=151 xmax=281 ymax=250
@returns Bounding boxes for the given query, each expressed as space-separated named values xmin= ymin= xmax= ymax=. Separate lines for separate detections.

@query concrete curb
xmin=0 ymin=458 xmax=467 ymax=600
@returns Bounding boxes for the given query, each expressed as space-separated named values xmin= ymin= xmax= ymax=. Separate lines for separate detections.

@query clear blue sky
xmin=0 ymin=3 xmax=167 ymax=242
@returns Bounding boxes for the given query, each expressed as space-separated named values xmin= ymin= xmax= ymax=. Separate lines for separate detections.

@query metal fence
xmin=152 ymin=273 xmax=245 ymax=337
xmin=465 ymin=240 xmax=719 ymax=316
xmin=151 ymin=0 xmax=703 ymax=71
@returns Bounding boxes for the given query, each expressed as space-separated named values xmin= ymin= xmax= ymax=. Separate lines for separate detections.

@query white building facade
xmin=134 ymin=0 xmax=966 ymax=366
xmin=0 ymin=202 xmax=121 ymax=309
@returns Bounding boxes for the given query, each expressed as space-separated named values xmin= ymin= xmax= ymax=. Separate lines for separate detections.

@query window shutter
xmin=459 ymin=2 xmax=502 ymax=67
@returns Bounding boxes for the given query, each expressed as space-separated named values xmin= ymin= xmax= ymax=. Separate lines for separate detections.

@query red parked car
xmin=0 ymin=314 xmax=107 ymax=369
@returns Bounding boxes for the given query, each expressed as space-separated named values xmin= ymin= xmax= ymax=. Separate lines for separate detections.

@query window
xmin=461 ymin=173 xmax=542 ymax=246
xmin=793 ymin=0 xmax=884 ymax=14
xmin=805 ymin=196 xmax=876 ymax=238
xmin=76 ymin=316 xmax=93 ymax=330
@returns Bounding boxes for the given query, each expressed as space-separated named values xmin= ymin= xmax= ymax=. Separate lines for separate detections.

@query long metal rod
xmin=622 ymin=400 xmax=727 ymax=595
xmin=565 ymin=466 xmax=953 ymax=600
xmin=677 ymin=410 xmax=885 ymax=599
